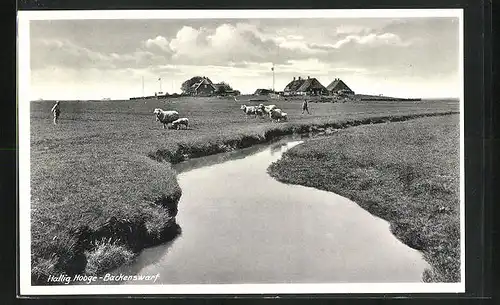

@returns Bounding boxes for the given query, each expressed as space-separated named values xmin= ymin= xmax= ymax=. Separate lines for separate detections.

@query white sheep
xmin=269 ymin=108 xmax=288 ymax=122
xmin=240 ymin=105 xmax=258 ymax=116
xmin=171 ymin=118 xmax=189 ymax=130
xmin=258 ymin=104 xmax=277 ymax=114
xmin=153 ymin=108 xmax=180 ymax=129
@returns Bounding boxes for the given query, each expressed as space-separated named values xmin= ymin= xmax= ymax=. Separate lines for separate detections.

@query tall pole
xmin=142 ymin=76 xmax=144 ymax=97
xmin=158 ymin=77 xmax=162 ymax=93
xmin=272 ymin=63 xmax=275 ymax=92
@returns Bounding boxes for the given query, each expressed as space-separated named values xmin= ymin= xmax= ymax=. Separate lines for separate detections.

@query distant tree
xmin=214 ymin=82 xmax=233 ymax=95
xmin=219 ymin=81 xmax=233 ymax=90
xmin=215 ymin=85 xmax=227 ymax=95
xmin=181 ymin=76 xmax=203 ymax=93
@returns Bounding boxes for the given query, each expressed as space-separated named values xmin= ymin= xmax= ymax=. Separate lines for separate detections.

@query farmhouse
xmin=326 ymin=78 xmax=355 ymax=95
xmin=190 ymin=77 xmax=217 ymax=96
xmin=283 ymin=76 xmax=328 ymax=96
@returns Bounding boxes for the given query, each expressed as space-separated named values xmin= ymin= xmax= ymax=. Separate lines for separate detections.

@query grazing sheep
xmin=171 ymin=118 xmax=189 ymax=130
xmin=269 ymin=108 xmax=288 ymax=122
xmin=255 ymin=107 xmax=265 ymax=117
xmin=240 ymin=105 xmax=258 ymax=116
xmin=153 ymin=108 xmax=180 ymax=129
xmin=258 ymin=104 xmax=277 ymax=114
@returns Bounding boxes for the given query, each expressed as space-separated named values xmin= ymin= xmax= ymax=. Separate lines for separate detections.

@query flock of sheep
xmin=152 ymin=101 xmax=288 ymax=130
xmin=240 ymin=103 xmax=288 ymax=122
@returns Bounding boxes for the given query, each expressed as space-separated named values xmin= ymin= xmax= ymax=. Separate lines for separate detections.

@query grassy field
xmin=268 ymin=114 xmax=460 ymax=282
xmin=29 ymin=96 xmax=459 ymax=284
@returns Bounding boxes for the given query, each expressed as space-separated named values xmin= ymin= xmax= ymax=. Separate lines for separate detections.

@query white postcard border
xmin=18 ymin=8 xmax=465 ymax=296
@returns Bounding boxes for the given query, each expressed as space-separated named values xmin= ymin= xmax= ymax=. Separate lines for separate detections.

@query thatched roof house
xmin=326 ymin=78 xmax=355 ymax=95
xmin=283 ymin=77 xmax=305 ymax=93
xmin=191 ymin=77 xmax=217 ymax=96
xmin=284 ymin=76 xmax=328 ymax=96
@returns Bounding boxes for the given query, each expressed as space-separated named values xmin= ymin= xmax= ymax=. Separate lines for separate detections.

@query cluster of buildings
xmin=130 ymin=75 xmax=355 ymax=100
xmin=180 ymin=75 xmax=354 ymax=98
xmin=257 ymin=76 xmax=354 ymax=97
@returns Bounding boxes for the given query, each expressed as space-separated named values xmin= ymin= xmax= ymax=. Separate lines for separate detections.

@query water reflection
xmin=173 ymin=143 xmax=267 ymax=174
xmin=115 ymin=238 xmax=179 ymax=278
xmin=173 ymin=135 xmax=309 ymax=174
xmin=269 ymin=142 xmax=289 ymax=156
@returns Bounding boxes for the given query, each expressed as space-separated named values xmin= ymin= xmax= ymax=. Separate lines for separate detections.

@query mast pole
xmin=272 ymin=63 xmax=275 ymax=92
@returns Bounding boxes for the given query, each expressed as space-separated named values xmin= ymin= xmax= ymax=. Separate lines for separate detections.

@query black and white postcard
xmin=18 ymin=9 xmax=464 ymax=295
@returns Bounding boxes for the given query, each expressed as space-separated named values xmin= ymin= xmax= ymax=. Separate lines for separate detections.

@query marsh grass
xmin=268 ymin=114 xmax=460 ymax=282
xmin=85 ymin=239 xmax=135 ymax=276
xmin=29 ymin=97 xmax=459 ymax=284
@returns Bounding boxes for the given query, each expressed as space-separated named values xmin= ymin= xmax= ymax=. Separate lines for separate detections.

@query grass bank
xmin=146 ymin=111 xmax=458 ymax=164
xmin=29 ymin=97 xmax=459 ymax=284
xmin=31 ymin=153 xmax=182 ymax=283
xmin=268 ymin=114 xmax=460 ymax=282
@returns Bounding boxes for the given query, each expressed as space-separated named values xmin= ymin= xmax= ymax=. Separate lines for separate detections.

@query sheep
xmin=269 ymin=108 xmax=283 ymax=122
xmin=171 ymin=118 xmax=189 ymax=130
xmin=240 ymin=105 xmax=258 ymax=116
xmin=258 ymin=104 xmax=277 ymax=114
xmin=269 ymin=108 xmax=288 ymax=122
xmin=153 ymin=108 xmax=180 ymax=129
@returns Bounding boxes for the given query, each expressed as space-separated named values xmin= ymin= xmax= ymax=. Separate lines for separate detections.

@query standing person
xmin=301 ymin=99 xmax=310 ymax=114
xmin=51 ymin=101 xmax=61 ymax=125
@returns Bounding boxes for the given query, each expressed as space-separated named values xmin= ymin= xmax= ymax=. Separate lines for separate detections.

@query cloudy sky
xmin=29 ymin=17 xmax=460 ymax=100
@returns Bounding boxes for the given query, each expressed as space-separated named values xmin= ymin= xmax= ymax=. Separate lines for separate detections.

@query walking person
xmin=301 ymin=99 xmax=310 ymax=114
xmin=51 ymin=101 xmax=61 ymax=125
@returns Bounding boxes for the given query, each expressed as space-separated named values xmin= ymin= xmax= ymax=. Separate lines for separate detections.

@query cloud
xmin=286 ymin=34 xmax=304 ymax=40
xmin=301 ymin=20 xmax=458 ymax=78
xmin=335 ymin=24 xmax=370 ymax=35
xmin=310 ymin=32 xmax=412 ymax=50
xmin=30 ymin=21 xmax=419 ymax=74
xmin=277 ymin=40 xmax=326 ymax=55
xmin=31 ymin=39 xmax=114 ymax=69
xmin=31 ymin=38 xmax=167 ymax=70
xmin=30 ymin=18 xmax=459 ymax=89
xmin=169 ymin=26 xmax=207 ymax=55
xmin=334 ymin=32 xmax=412 ymax=48
xmin=165 ymin=24 xmax=279 ymax=65
xmin=144 ymin=35 xmax=171 ymax=52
